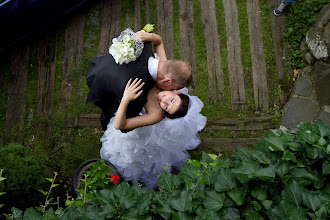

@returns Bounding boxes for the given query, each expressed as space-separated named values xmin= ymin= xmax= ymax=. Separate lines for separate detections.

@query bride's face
xmin=157 ymin=91 xmax=182 ymax=114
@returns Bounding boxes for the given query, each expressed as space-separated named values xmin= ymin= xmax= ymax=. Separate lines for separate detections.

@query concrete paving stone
xmin=282 ymin=97 xmax=320 ymax=128
xmin=294 ymin=74 xmax=313 ymax=97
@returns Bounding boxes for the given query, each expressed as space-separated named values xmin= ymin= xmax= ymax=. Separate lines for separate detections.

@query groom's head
xmin=156 ymin=60 xmax=192 ymax=90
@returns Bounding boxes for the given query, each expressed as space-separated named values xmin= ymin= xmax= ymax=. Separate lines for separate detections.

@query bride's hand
xmin=122 ymin=78 xmax=144 ymax=102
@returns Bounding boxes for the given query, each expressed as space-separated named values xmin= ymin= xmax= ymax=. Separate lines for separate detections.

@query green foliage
xmin=0 ymin=144 xmax=51 ymax=212
xmin=284 ymin=0 xmax=329 ymax=70
xmin=3 ymin=120 xmax=329 ymax=219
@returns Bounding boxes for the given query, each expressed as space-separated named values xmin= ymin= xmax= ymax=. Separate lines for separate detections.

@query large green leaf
xmin=322 ymin=161 xmax=330 ymax=174
xmin=170 ymin=191 xmax=192 ymax=212
xmin=251 ymin=201 xmax=262 ymax=211
xmin=244 ymin=211 xmax=264 ymax=220
xmin=136 ymin=193 xmax=152 ymax=215
xmin=315 ymin=204 xmax=328 ymax=218
xmin=214 ymin=157 xmax=233 ymax=170
xmin=276 ymin=160 xmax=290 ymax=178
xmin=152 ymin=203 xmax=173 ymax=219
xmin=252 ymin=165 xmax=275 ymax=180
xmin=251 ymin=186 xmax=267 ymax=201
xmin=201 ymin=152 xmax=215 ymax=164
xmin=303 ymin=191 xmax=322 ymax=212
xmin=11 ymin=207 xmax=23 ymax=219
xmin=234 ymin=146 xmax=253 ymax=161
xmin=271 ymin=200 xmax=307 ymax=220
xmin=78 ymin=205 xmax=103 ymax=220
xmin=97 ymin=204 xmax=116 ymax=219
xmin=172 ymin=211 xmax=193 ymax=220
xmin=227 ymin=188 xmax=246 ymax=206
xmin=177 ymin=163 xmax=198 ymax=188
xmin=93 ymin=189 xmax=115 ymax=205
xmin=262 ymin=130 xmax=286 ymax=151
xmin=202 ymin=190 xmax=225 ymax=211
xmin=282 ymin=150 xmax=297 ymax=162
xmin=297 ymin=127 xmax=320 ymax=144
xmin=22 ymin=208 xmax=42 ymax=220
xmin=113 ymin=182 xmax=138 ymax=209
xmin=121 ymin=209 xmax=151 ymax=220
xmin=312 ymin=119 xmax=330 ymax=137
xmin=222 ymin=207 xmax=240 ymax=220
xmin=231 ymin=161 xmax=259 ymax=183
xmin=282 ymin=181 xmax=303 ymax=206
xmin=158 ymin=171 xmax=181 ymax=193
xmin=289 ymin=167 xmax=323 ymax=188
xmin=260 ymin=200 xmax=273 ymax=210
xmin=251 ymin=149 xmax=271 ymax=164
xmin=58 ymin=207 xmax=79 ymax=220
xmin=287 ymin=141 xmax=301 ymax=151
xmin=214 ymin=169 xmax=238 ymax=192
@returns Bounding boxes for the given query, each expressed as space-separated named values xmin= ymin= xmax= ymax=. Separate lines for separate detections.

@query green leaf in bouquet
xmin=234 ymin=146 xmax=253 ymax=160
xmin=202 ymin=190 xmax=225 ymax=211
xmin=158 ymin=171 xmax=181 ymax=193
xmin=260 ymin=200 xmax=273 ymax=210
xmin=276 ymin=160 xmax=290 ymax=178
xmin=22 ymin=207 xmax=42 ymax=220
xmin=245 ymin=211 xmax=264 ymax=220
xmin=282 ymin=150 xmax=297 ymax=162
xmin=227 ymin=188 xmax=246 ymax=206
xmin=322 ymin=161 xmax=330 ymax=174
xmin=152 ymin=203 xmax=173 ymax=219
xmin=251 ymin=149 xmax=271 ymax=164
xmin=282 ymin=181 xmax=303 ymax=206
xmin=312 ymin=119 xmax=330 ymax=137
xmin=172 ymin=211 xmax=193 ymax=220
xmin=251 ymin=186 xmax=267 ymax=201
xmin=214 ymin=168 xmax=238 ymax=192
xmin=287 ymin=141 xmax=301 ymax=151
xmin=252 ymin=165 xmax=275 ymax=180
xmin=11 ymin=207 xmax=23 ymax=219
xmin=222 ymin=207 xmax=240 ymax=220
xmin=302 ymin=191 xmax=322 ymax=212
xmin=231 ymin=161 xmax=259 ymax=183
xmin=170 ymin=191 xmax=192 ymax=212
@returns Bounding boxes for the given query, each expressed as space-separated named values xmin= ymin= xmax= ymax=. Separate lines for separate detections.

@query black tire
xmin=72 ymin=158 xmax=122 ymax=197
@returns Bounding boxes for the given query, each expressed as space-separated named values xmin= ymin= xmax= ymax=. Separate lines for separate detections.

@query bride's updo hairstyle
xmin=164 ymin=94 xmax=190 ymax=119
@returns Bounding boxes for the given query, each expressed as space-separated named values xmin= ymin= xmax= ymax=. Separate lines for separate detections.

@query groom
xmin=86 ymin=31 xmax=192 ymax=131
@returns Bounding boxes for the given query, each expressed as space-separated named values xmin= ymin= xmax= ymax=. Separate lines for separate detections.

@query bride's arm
xmin=136 ymin=31 xmax=167 ymax=61
xmin=114 ymin=79 xmax=163 ymax=130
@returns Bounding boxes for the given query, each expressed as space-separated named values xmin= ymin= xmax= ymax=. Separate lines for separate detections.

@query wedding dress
xmin=100 ymin=88 xmax=207 ymax=189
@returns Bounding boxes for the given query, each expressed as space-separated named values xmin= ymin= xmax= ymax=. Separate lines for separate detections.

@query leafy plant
xmin=3 ymin=120 xmax=330 ymax=219
xmin=284 ymin=0 xmax=329 ymax=71
xmin=0 ymin=144 xmax=51 ymax=213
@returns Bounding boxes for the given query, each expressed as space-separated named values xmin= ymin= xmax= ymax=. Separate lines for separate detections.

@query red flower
xmin=111 ymin=175 xmax=120 ymax=184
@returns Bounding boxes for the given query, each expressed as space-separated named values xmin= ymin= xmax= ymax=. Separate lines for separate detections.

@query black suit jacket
xmin=86 ymin=40 xmax=155 ymax=120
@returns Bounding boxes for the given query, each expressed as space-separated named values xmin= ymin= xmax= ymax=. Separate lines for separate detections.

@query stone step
xmin=200 ymin=137 xmax=259 ymax=153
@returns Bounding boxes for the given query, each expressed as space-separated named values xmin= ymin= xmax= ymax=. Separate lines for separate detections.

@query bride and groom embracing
xmin=86 ymin=30 xmax=207 ymax=189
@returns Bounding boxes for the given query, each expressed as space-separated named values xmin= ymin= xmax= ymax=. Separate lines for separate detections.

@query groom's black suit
xmin=86 ymin=40 xmax=155 ymax=130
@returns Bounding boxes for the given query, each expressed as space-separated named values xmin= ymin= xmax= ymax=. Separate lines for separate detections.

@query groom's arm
xmin=137 ymin=31 xmax=167 ymax=61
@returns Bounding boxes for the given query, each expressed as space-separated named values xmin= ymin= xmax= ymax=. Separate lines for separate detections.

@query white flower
xmin=109 ymin=35 xmax=137 ymax=65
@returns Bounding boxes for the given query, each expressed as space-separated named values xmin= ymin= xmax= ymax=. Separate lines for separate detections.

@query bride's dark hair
xmin=164 ymin=94 xmax=190 ymax=119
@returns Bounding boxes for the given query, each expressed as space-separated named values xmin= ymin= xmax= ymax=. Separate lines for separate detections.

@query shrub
xmin=0 ymin=144 xmax=51 ymax=212
xmin=4 ymin=120 xmax=330 ymax=219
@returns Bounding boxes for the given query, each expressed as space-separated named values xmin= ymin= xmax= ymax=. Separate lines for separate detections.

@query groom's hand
xmin=122 ymin=78 xmax=144 ymax=102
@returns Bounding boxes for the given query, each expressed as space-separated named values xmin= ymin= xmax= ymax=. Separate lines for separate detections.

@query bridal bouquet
xmin=109 ymin=24 xmax=154 ymax=65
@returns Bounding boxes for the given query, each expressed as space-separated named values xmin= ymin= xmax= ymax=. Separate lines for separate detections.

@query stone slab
xmin=311 ymin=62 xmax=330 ymax=106
xmin=282 ymin=97 xmax=319 ymax=128
xmin=294 ymin=74 xmax=313 ymax=97
xmin=318 ymin=109 xmax=330 ymax=127
xmin=200 ymin=138 xmax=259 ymax=154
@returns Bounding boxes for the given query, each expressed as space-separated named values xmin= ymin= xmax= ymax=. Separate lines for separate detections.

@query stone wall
xmin=281 ymin=3 xmax=330 ymax=128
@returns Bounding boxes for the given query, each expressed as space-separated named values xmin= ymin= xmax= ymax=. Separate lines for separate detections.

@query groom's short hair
xmin=165 ymin=60 xmax=192 ymax=87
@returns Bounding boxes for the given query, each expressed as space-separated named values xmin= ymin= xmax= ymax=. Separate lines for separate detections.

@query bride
xmin=100 ymin=69 xmax=206 ymax=190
